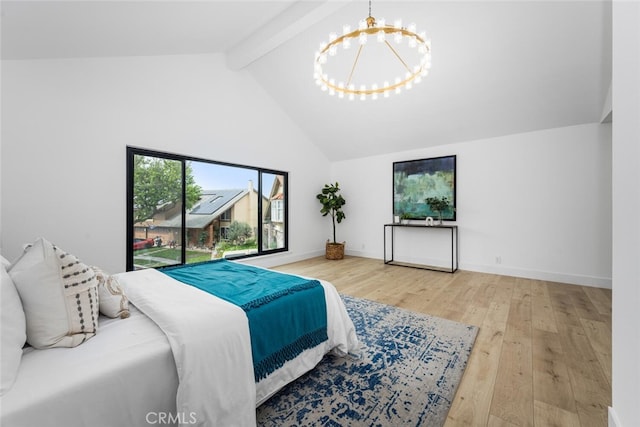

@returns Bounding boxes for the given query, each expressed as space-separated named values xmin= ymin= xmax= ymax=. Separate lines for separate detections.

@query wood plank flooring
xmin=272 ymin=256 xmax=611 ymax=427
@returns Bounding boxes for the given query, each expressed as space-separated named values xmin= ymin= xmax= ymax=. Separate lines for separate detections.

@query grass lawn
xmin=133 ymin=247 xmax=212 ymax=268
xmin=133 ymin=243 xmax=258 ymax=269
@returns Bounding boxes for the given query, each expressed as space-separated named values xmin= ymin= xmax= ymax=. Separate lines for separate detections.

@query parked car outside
xmin=133 ymin=238 xmax=155 ymax=250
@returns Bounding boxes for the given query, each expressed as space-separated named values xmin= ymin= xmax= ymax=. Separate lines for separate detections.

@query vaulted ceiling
xmin=1 ymin=1 xmax=612 ymax=161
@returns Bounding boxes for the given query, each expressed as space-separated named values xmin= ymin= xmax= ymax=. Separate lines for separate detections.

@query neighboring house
xmin=135 ymin=181 xmax=265 ymax=249
xmin=263 ymin=175 xmax=286 ymax=250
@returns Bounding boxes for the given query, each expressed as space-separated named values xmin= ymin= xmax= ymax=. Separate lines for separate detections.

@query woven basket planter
xmin=325 ymin=241 xmax=345 ymax=260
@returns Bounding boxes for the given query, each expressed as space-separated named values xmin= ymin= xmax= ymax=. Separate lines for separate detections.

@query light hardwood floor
xmin=272 ymin=256 xmax=612 ymax=427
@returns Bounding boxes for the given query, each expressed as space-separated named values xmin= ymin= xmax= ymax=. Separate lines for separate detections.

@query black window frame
xmin=126 ymin=146 xmax=288 ymax=271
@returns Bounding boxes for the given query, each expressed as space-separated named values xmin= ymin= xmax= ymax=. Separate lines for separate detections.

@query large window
xmin=126 ymin=147 xmax=288 ymax=271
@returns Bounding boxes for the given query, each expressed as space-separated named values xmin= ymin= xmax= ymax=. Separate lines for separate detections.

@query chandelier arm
xmin=318 ymin=28 xmax=428 ymax=56
xmin=347 ymin=44 xmax=365 ymax=87
xmin=383 ymin=40 xmax=413 ymax=74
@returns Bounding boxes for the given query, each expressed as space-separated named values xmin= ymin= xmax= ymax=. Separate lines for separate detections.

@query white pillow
xmin=8 ymin=238 xmax=99 ymax=349
xmin=1 ymin=265 xmax=27 ymax=396
xmin=92 ymin=267 xmax=130 ymax=319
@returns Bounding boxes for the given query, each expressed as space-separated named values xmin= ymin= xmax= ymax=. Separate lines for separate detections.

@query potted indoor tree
xmin=425 ymin=196 xmax=451 ymax=225
xmin=316 ymin=182 xmax=346 ymax=260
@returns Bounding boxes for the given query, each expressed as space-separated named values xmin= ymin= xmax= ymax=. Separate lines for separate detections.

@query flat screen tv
xmin=393 ymin=155 xmax=456 ymax=221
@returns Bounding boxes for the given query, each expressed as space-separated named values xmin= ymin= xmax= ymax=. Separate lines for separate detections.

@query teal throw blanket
xmin=161 ymin=259 xmax=328 ymax=381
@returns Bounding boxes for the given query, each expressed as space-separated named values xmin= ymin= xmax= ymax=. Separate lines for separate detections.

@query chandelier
xmin=313 ymin=1 xmax=431 ymax=100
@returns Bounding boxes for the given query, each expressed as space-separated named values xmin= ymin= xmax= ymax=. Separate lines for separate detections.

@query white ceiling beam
xmin=226 ymin=0 xmax=353 ymax=70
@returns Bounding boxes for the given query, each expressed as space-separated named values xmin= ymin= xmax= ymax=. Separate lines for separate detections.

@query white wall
xmin=610 ymin=1 xmax=640 ymax=426
xmin=1 ymin=54 xmax=331 ymax=272
xmin=0 ymin=53 xmax=614 ymax=286
xmin=333 ymin=123 xmax=612 ymax=288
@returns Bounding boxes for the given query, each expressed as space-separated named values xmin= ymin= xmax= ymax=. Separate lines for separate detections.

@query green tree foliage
xmin=198 ymin=230 xmax=209 ymax=247
xmin=227 ymin=221 xmax=252 ymax=244
xmin=425 ymin=196 xmax=451 ymax=215
xmin=133 ymin=156 xmax=202 ymax=224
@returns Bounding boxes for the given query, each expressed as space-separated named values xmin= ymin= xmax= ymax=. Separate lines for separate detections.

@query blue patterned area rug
xmin=256 ymin=295 xmax=478 ymax=427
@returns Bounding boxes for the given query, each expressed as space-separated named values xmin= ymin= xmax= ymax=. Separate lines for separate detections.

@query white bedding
xmin=117 ymin=268 xmax=257 ymax=427
xmin=0 ymin=266 xmax=359 ymax=427
xmin=0 ymin=306 xmax=179 ymax=427
xmin=118 ymin=268 xmax=359 ymax=426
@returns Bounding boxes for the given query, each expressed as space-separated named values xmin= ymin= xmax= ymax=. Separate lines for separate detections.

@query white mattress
xmin=0 ymin=306 xmax=179 ymax=427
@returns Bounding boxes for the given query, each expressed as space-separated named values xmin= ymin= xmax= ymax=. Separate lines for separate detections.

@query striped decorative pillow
xmin=8 ymin=238 xmax=99 ymax=349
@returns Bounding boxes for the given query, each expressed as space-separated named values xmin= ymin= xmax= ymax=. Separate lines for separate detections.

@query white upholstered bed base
xmin=1 ymin=306 xmax=178 ymax=427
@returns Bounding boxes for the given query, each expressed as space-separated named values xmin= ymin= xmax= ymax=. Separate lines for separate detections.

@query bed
xmin=1 ymin=238 xmax=359 ymax=427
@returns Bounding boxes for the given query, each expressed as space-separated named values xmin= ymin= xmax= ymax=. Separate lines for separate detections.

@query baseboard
xmin=239 ymin=249 xmax=325 ymax=269
xmin=347 ymin=250 xmax=453 ymax=270
xmin=248 ymin=250 xmax=612 ymax=289
xmin=609 ymin=407 xmax=622 ymax=427
xmin=460 ymin=262 xmax=612 ymax=289
xmin=344 ymin=249 xmax=380 ymax=260
xmin=346 ymin=251 xmax=611 ymax=289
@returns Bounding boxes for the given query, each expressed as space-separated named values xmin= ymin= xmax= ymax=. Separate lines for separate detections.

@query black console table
xmin=383 ymin=223 xmax=459 ymax=273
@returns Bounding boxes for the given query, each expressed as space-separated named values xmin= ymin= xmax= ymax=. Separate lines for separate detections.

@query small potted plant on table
xmin=425 ymin=196 xmax=451 ymax=225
